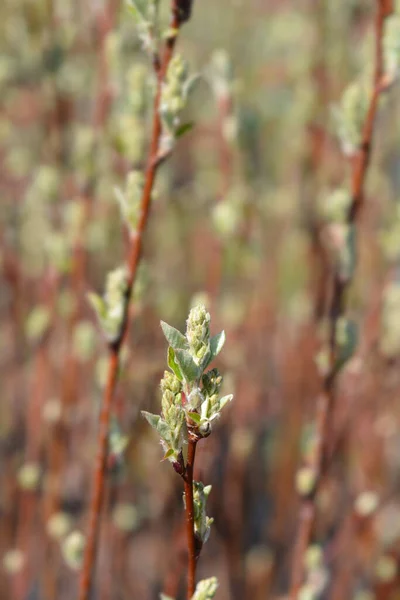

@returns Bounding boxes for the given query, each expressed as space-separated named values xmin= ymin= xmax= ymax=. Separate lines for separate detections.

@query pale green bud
xmin=46 ymin=512 xmax=72 ymax=539
xmin=45 ymin=232 xmax=71 ymax=273
xmin=17 ymin=463 xmax=41 ymax=491
xmin=160 ymin=54 xmax=196 ymax=137
xmin=375 ymin=555 xmax=397 ymax=582
xmin=161 ymin=371 xmax=182 ymax=395
xmin=30 ymin=165 xmax=60 ymax=202
xmin=88 ymin=266 xmax=128 ymax=341
xmin=202 ymin=369 xmax=222 ymax=396
xmin=25 ymin=305 xmax=51 ymax=342
xmin=304 ymin=545 xmax=323 ymax=571
xmin=354 ymin=491 xmax=379 ymax=517
xmin=112 ymin=503 xmax=139 ymax=532
xmin=2 ymin=549 xmax=24 ymax=574
xmin=187 ymin=387 xmax=204 ymax=410
xmin=191 ymin=481 xmax=213 ymax=544
xmin=62 ymin=530 xmax=85 ymax=570
xmin=42 ymin=398 xmax=62 ymax=424
xmin=298 ymin=585 xmax=317 ymax=600
xmin=115 ymin=170 xmax=144 ymax=232
xmin=295 ymin=467 xmax=317 ymax=496
xmin=186 ymin=304 xmax=211 ymax=365
xmin=334 ymin=81 xmax=369 ymax=156
xmin=192 ymin=577 xmax=218 ymax=600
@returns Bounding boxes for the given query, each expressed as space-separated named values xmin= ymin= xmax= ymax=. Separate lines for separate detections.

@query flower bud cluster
xmin=160 ymin=371 xmax=187 ymax=460
xmin=186 ymin=304 xmax=211 ymax=366
xmin=192 ymin=481 xmax=214 ymax=544
xmin=334 ymin=81 xmax=368 ymax=156
xmin=88 ymin=266 xmax=128 ymax=342
xmin=160 ymin=54 xmax=197 ymax=146
xmin=143 ymin=306 xmax=232 ymax=559
xmin=115 ymin=170 xmax=144 ymax=233
xmin=192 ymin=577 xmax=219 ymax=600
xmin=161 ymin=54 xmax=188 ymax=127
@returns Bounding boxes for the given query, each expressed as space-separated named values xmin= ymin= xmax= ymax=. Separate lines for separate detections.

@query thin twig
xmin=184 ymin=437 xmax=198 ymax=599
xmin=78 ymin=3 xmax=187 ymax=599
xmin=289 ymin=2 xmax=392 ymax=597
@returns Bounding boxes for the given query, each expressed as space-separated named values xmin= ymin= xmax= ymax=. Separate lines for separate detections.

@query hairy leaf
xmin=161 ymin=321 xmax=187 ymax=349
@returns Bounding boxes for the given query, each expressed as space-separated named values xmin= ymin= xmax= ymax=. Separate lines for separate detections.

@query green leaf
xmin=141 ymin=411 xmax=161 ymax=431
xmin=175 ymin=122 xmax=194 ymax=139
xmin=203 ymin=330 xmax=226 ymax=368
xmin=162 ymin=448 xmax=175 ymax=461
xmin=160 ymin=595 xmax=175 ymax=600
xmin=174 ymin=348 xmax=201 ymax=383
xmin=187 ymin=412 xmax=201 ymax=424
xmin=219 ymin=394 xmax=233 ymax=410
xmin=182 ymin=73 xmax=200 ymax=101
xmin=161 ymin=321 xmax=187 ymax=349
xmin=156 ymin=419 xmax=172 ymax=442
xmin=168 ymin=347 xmax=183 ymax=381
xmin=87 ymin=292 xmax=106 ymax=320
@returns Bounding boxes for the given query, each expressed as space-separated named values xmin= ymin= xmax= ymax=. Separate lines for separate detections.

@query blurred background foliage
xmin=2 ymin=0 xmax=400 ymax=599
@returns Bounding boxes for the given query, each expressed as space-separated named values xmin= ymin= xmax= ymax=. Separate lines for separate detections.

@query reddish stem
xmin=184 ymin=438 xmax=198 ymax=599
xmin=289 ymin=2 xmax=391 ymax=597
xmin=78 ymin=4 xmax=186 ymax=600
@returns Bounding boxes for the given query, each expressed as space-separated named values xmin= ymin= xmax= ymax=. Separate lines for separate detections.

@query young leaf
xmin=219 ymin=394 xmax=233 ymax=410
xmin=168 ymin=347 xmax=183 ymax=381
xmin=156 ymin=419 xmax=172 ymax=442
xmin=162 ymin=448 xmax=175 ymax=461
xmin=161 ymin=321 xmax=187 ymax=349
xmin=187 ymin=412 xmax=201 ymax=424
xmin=210 ymin=331 xmax=225 ymax=357
xmin=175 ymin=122 xmax=194 ymax=139
xmin=182 ymin=73 xmax=200 ymax=101
xmin=203 ymin=330 xmax=226 ymax=368
xmin=141 ymin=411 xmax=161 ymax=431
xmin=174 ymin=348 xmax=201 ymax=383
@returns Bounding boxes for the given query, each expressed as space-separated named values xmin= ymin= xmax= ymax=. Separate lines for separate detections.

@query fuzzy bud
xmin=186 ymin=304 xmax=211 ymax=365
xmin=61 ymin=530 xmax=85 ymax=570
xmin=192 ymin=577 xmax=219 ymax=600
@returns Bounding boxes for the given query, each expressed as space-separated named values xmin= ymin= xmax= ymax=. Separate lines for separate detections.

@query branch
xmin=184 ymin=437 xmax=198 ymax=599
xmin=289 ymin=2 xmax=392 ymax=597
xmin=78 ymin=3 xmax=188 ymax=599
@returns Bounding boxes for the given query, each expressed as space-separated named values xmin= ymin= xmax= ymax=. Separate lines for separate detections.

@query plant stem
xmin=78 ymin=4 xmax=185 ymax=599
xmin=184 ymin=437 xmax=198 ymax=599
xmin=289 ymin=2 xmax=391 ymax=597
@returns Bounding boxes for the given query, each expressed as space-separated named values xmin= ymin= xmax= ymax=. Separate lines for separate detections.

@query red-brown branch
xmin=184 ymin=438 xmax=198 ymax=599
xmin=78 ymin=4 xmax=186 ymax=599
xmin=289 ymin=2 xmax=392 ymax=597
